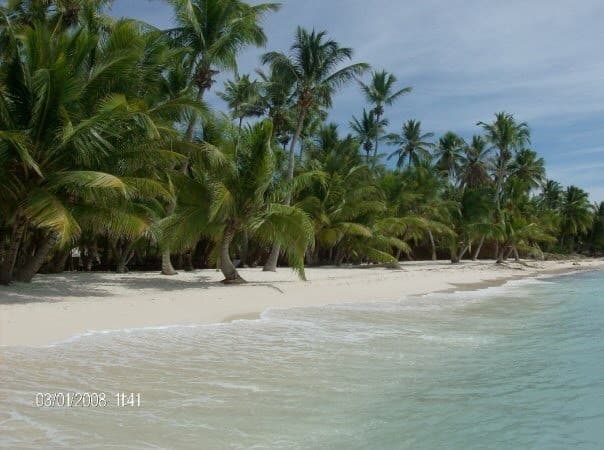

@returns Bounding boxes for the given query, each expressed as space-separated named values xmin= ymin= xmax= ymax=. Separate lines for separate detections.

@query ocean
xmin=1 ymin=270 xmax=603 ymax=449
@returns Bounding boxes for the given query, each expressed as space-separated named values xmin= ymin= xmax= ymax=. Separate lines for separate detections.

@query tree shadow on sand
xmin=0 ymin=272 xmax=218 ymax=304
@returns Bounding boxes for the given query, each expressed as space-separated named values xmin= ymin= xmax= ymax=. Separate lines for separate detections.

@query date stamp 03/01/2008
xmin=35 ymin=392 xmax=142 ymax=408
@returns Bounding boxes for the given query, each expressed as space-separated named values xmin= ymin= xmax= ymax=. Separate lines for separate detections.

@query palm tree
xmin=0 ymin=18 xmax=192 ymax=284
xmin=434 ymin=132 xmax=465 ymax=181
xmin=478 ymin=112 xmax=530 ymax=207
xmin=509 ymin=148 xmax=545 ymax=190
xmin=218 ymin=73 xmax=265 ymax=131
xmin=459 ymin=135 xmax=491 ymax=189
xmin=261 ymin=27 xmax=368 ymax=270
xmin=559 ymin=186 xmax=593 ymax=252
xmin=386 ymin=120 xmax=434 ymax=168
xmin=590 ymin=202 xmax=604 ymax=254
xmin=161 ymin=120 xmax=314 ymax=282
xmin=349 ymin=109 xmax=387 ymax=162
xmin=358 ymin=70 xmax=411 ymax=156
xmin=167 ymin=0 xmax=279 ymax=140
xmin=256 ymin=66 xmax=296 ymax=147
xmin=539 ymin=179 xmax=564 ymax=210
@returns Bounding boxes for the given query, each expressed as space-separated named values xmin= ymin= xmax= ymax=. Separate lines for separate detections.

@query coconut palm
xmin=459 ymin=135 xmax=491 ymax=189
xmin=167 ymin=0 xmax=279 ymax=140
xmin=559 ymin=186 xmax=593 ymax=251
xmin=218 ymin=73 xmax=265 ymax=131
xmin=539 ymin=179 xmax=564 ymax=210
xmin=358 ymin=70 xmax=411 ymax=156
xmin=590 ymin=202 xmax=604 ymax=253
xmin=261 ymin=26 xmax=368 ymax=270
xmin=434 ymin=132 xmax=465 ymax=181
xmin=386 ymin=119 xmax=434 ymax=168
xmin=162 ymin=119 xmax=314 ymax=282
xmin=478 ymin=112 xmax=530 ymax=206
xmin=256 ymin=66 xmax=296 ymax=147
xmin=509 ymin=148 xmax=545 ymax=190
xmin=349 ymin=109 xmax=387 ymax=162
xmin=0 ymin=17 xmax=195 ymax=284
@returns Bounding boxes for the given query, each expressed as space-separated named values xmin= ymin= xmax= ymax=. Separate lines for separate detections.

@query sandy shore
xmin=1 ymin=259 xmax=602 ymax=346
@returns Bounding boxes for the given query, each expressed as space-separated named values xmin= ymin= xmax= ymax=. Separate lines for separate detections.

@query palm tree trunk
xmin=0 ymin=214 xmax=27 ymax=285
xmin=161 ymin=200 xmax=177 ymax=275
xmin=263 ymin=243 xmax=281 ymax=272
xmin=184 ymin=249 xmax=194 ymax=272
xmin=513 ymin=246 xmax=520 ymax=262
xmin=458 ymin=244 xmax=470 ymax=261
xmin=286 ymin=108 xmax=307 ymax=182
xmin=374 ymin=110 xmax=381 ymax=158
xmin=116 ymin=257 xmax=128 ymax=274
xmin=161 ymin=249 xmax=177 ymax=275
xmin=472 ymin=236 xmax=485 ymax=261
xmin=114 ymin=241 xmax=133 ymax=274
xmin=505 ymin=246 xmax=514 ymax=260
xmin=221 ymin=226 xmax=245 ymax=283
xmin=185 ymin=88 xmax=205 ymax=142
xmin=14 ymin=231 xmax=60 ymax=283
xmin=428 ymin=230 xmax=437 ymax=261
xmin=496 ymin=245 xmax=506 ymax=264
xmin=264 ymin=107 xmax=308 ymax=272
xmin=47 ymin=248 xmax=71 ymax=274
xmin=450 ymin=246 xmax=460 ymax=264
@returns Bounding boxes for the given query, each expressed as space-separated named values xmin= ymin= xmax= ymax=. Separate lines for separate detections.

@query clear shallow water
xmin=1 ymin=271 xmax=603 ymax=449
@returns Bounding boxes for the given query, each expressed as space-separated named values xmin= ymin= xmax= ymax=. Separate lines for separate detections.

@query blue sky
xmin=110 ymin=0 xmax=604 ymax=202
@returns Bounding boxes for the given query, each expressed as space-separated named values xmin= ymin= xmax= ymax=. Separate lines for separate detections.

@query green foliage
xmin=0 ymin=0 xmax=598 ymax=284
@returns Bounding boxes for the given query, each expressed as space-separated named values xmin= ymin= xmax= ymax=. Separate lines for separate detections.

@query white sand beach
xmin=1 ymin=259 xmax=603 ymax=347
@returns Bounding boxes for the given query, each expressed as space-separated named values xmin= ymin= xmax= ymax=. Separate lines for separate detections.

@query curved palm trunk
xmin=221 ymin=227 xmax=245 ymax=283
xmin=0 ymin=214 xmax=27 ymax=285
xmin=428 ymin=230 xmax=437 ymax=261
xmin=14 ymin=232 xmax=60 ymax=283
xmin=472 ymin=236 xmax=485 ymax=260
xmin=161 ymin=249 xmax=177 ymax=275
xmin=264 ymin=107 xmax=308 ymax=272
xmin=263 ymin=243 xmax=281 ymax=272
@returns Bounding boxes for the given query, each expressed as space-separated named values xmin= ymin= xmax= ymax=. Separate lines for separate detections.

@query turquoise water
xmin=1 ymin=270 xmax=603 ymax=449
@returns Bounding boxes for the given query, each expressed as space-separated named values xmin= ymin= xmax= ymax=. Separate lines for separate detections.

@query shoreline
xmin=1 ymin=259 xmax=602 ymax=347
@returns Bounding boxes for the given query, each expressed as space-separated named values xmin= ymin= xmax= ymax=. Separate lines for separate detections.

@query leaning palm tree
xmin=0 ymin=19 xmax=192 ymax=284
xmin=386 ymin=119 xmax=434 ymax=168
xmin=261 ymin=27 xmax=368 ymax=270
xmin=349 ymin=109 xmax=387 ymax=162
xmin=162 ymin=120 xmax=314 ymax=283
xmin=167 ymin=0 xmax=279 ymax=140
xmin=358 ymin=70 xmax=411 ymax=156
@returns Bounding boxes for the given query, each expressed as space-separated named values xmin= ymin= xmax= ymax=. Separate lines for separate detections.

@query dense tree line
xmin=0 ymin=0 xmax=602 ymax=285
